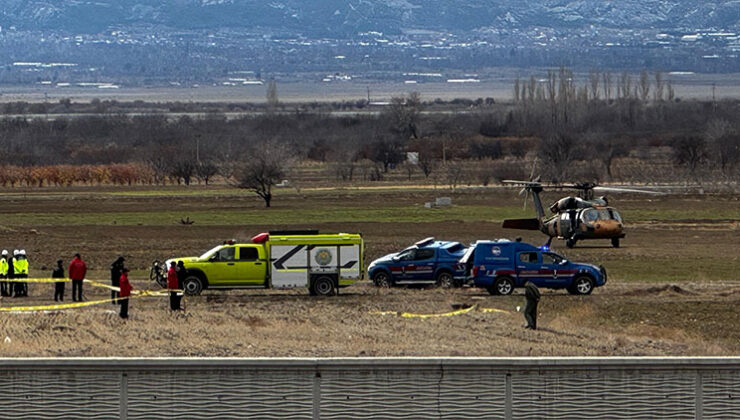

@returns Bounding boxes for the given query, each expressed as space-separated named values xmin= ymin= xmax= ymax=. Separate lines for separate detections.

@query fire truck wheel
xmin=183 ymin=275 xmax=204 ymax=296
xmin=372 ymin=271 xmax=393 ymax=288
xmin=571 ymin=275 xmax=594 ymax=295
xmin=436 ymin=271 xmax=454 ymax=288
xmin=312 ymin=276 xmax=336 ymax=296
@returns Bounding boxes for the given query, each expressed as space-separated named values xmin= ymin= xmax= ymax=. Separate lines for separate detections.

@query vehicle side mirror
xmin=559 ymin=259 xmax=568 ymax=265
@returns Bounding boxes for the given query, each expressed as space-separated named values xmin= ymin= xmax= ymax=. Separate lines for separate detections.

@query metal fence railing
xmin=1 ymin=357 xmax=738 ymax=419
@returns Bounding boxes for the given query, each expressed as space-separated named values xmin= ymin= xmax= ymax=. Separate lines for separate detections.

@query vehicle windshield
xmin=396 ymin=249 xmax=415 ymax=260
xmin=543 ymin=252 xmax=566 ymax=264
xmin=199 ymin=245 xmax=223 ymax=260
xmin=445 ymin=243 xmax=465 ymax=254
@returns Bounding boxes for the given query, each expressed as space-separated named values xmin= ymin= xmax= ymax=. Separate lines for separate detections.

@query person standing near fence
xmin=110 ymin=256 xmax=125 ymax=304
xmin=14 ymin=250 xmax=29 ymax=297
xmin=167 ymin=261 xmax=180 ymax=310
xmin=176 ymin=260 xmax=186 ymax=309
xmin=7 ymin=250 xmax=16 ymax=297
xmin=68 ymin=253 xmax=87 ymax=302
xmin=119 ymin=268 xmax=132 ymax=319
xmin=52 ymin=259 xmax=65 ymax=302
xmin=523 ymin=281 xmax=541 ymax=330
xmin=0 ymin=250 xmax=8 ymax=297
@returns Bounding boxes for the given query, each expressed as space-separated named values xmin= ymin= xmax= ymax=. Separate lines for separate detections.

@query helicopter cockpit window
xmin=611 ymin=209 xmax=623 ymax=222
xmin=598 ymin=209 xmax=612 ymax=220
xmin=582 ymin=208 xmax=599 ymax=222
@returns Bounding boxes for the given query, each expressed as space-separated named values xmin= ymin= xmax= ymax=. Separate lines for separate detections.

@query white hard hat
xmin=1 ymin=250 xmax=6 ymax=255
xmin=13 ymin=249 xmax=19 ymax=256
xmin=20 ymin=249 xmax=26 ymax=255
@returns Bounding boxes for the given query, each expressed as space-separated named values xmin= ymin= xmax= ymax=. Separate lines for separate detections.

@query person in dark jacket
xmin=523 ymin=281 xmax=541 ymax=330
xmin=7 ymin=250 xmax=16 ymax=297
xmin=119 ymin=268 xmax=132 ymax=319
xmin=110 ymin=256 xmax=125 ymax=305
xmin=176 ymin=260 xmax=186 ymax=309
xmin=167 ymin=262 xmax=180 ymax=310
xmin=68 ymin=253 xmax=87 ymax=302
xmin=52 ymin=260 xmax=65 ymax=302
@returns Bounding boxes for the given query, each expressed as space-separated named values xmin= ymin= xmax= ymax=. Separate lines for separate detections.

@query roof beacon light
xmin=251 ymin=233 xmax=269 ymax=244
xmin=414 ymin=237 xmax=435 ymax=247
xmin=223 ymin=239 xmax=236 ymax=245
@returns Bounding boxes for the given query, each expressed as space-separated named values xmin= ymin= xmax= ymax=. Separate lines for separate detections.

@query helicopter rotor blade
xmin=592 ymin=186 xmax=665 ymax=195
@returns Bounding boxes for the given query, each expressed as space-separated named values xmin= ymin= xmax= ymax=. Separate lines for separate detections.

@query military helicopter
xmin=501 ymin=180 xmax=662 ymax=248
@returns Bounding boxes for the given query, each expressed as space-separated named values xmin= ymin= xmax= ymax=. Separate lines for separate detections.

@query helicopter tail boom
xmin=502 ymin=218 xmax=541 ymax=231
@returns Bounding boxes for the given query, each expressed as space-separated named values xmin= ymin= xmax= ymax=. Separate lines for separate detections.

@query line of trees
xmin=0 ymin=71 xmax=738 ymax=206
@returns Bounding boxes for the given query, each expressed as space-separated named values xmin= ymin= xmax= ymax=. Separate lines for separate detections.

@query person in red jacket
xmin=68 ymin=253 xmax=87 ymax=302
xmin=167 ymin=261 xmax=181 ymax=310
xmin=119 ymin=268 xmax=132 ymax=319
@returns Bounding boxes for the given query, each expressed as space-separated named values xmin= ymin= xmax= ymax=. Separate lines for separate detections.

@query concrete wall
xmin=1 ymin=357 xmax=738 ymax=419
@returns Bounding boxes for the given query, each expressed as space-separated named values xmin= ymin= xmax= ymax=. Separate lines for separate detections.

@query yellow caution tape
xmin=479 ymin=307 xmax=510 ymax=314
xmin=2 ymin=277 xmax=67 ymax=283
xmin=0 ymin=293 xmax=154 ymax=312
xmin=0 ymin=282 xmax=183 ymax=312
xmin=371 ymin=305 xmax=510 ymax=318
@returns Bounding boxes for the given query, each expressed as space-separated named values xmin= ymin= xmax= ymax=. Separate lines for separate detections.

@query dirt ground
xmin=0 ymin=186 xmax=737 ymax=357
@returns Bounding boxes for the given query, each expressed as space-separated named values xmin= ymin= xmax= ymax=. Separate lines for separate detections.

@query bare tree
xmin=538 ymin=132 xmax=580 ymax=182
xmin=585 ymin=133 xmax=629 ymax=179
xmin=513 ymin=76 xmax=521 ymax=103
xmin=170 ymin=159 xmax=196 ymax=185
xmin=667 ymin=80 xmax=675 ymax=102
xmin=235 ymin=140 xmax=292 ymax=207
xmin=266 ymin=79 xmax=279 ymax=113
xmin=654 ymin=72 xmax=664 ymax=102
xmin=445 ymin=160 xmax=464 ymax=191
xmin=639 ymin=70 xmax=650 ymax=101
xmin=589 ymin=70 xmax=600 ymax=101
xmin=705 ymin=119 xmax=740 ymax=179
xmin=195 ymin=160 xmax=219 ymax=185
xmin=385 ymin=92 xmax=423 ymax=139
xmin=602 ymin=72 xmax=612 ymax=101
xmin=671 ymin=136 xmax=708 ymax=182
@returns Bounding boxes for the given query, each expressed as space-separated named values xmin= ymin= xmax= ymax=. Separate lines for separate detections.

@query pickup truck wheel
xmin=182 ymin=275 xmax=204 ymax=296
xmin=494 ymin=277 xmax=514 ymax=295
xmin=372 ymin=271 xmax=393 ymax=288
xmin=572 ymin=275 xmax=594 ymax=295
xmin=436 ymin=271 xmax=454 ymax=288
xmin=312 ymin=276 xmax=336 ymax=296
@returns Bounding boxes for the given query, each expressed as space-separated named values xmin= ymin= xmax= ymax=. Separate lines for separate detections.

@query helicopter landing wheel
xmin=611 ymin=237 xmax=620 ymax=248
xmin=566 ymin=238 xmax=577 ymax=248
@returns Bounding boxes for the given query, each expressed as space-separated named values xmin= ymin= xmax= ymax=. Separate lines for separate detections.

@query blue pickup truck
xmin=368 ymin=238 xmax=468 ymax=287
xmin=461 ymin=239 xmax=607 ymax=295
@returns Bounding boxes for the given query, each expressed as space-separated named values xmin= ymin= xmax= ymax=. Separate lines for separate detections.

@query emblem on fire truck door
xmin=314 ymin=248 xmax=333 ymax=266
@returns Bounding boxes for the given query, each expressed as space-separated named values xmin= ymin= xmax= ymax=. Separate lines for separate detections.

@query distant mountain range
xmin=2 ymin=0 xmax=739 ymax=36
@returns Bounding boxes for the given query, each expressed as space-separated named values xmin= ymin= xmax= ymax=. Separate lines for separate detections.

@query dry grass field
xmin=0 ymin=184 xmax=738 ymax=357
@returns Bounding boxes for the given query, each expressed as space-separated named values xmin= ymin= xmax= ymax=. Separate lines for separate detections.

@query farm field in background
xmin=0 ymin=185 xmax=737 ymax=357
